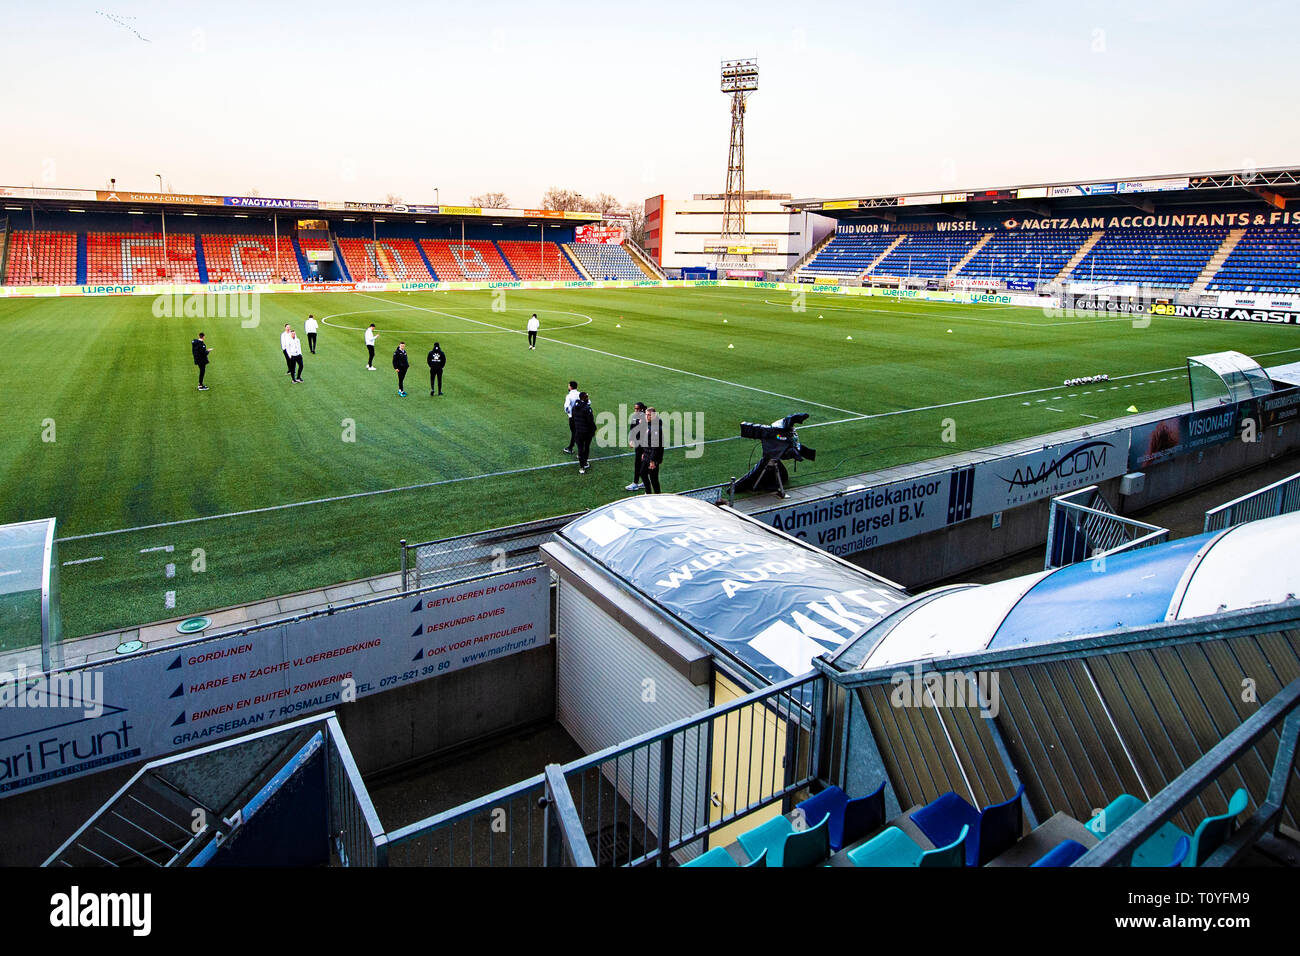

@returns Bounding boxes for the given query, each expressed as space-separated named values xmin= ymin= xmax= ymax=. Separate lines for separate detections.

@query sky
xmin=1 ymin=0 xmax=1297 ymax=209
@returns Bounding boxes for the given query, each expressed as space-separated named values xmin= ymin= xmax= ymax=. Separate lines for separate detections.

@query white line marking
xmin=1046 ymin=407 xmax=1065 ymax=412
xmin=1080 ymin=413 xmax=1099 ymax=419
xmin=355 ymin=292 xmax=872 ymax=419
xmin=62 ymin=556 xmax=104 ymax=566
xmin=165 ymin=563 xmax=176 ymax=579
xmin=52 ymin=344 xmax=1300 ymax=543
xmin=164 ymin=590 xmax=176 ymax=609
xmin=140 ymin=545 xmax=174 ymax=554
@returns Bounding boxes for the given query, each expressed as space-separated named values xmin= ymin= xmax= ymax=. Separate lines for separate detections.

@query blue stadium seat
xmin=795 ymin=782 xmax=886 ymax=852
xmin=910 ymin=783 xmax=1025 ymax=867
xmin=1032 ymin=838 xmax=1090 ymax=867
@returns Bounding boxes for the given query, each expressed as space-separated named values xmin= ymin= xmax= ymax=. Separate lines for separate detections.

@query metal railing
xmin=400 ymin=481 xmax=735 ymax=591
xmin=1204 ymin=471 xmax=1300 ymax=533
xmin=384 ymin=671 xmax=834 ymax=866
xmin=45 ymin=712 xmax=383 ymax=867
xmin=1044 ymin=485 xmax=1169 ymax=570
xmin=1077 ymin=674 xmax=1300 ymax=867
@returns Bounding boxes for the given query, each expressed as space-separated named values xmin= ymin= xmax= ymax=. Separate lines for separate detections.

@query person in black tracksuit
xmin=626 ymin=401 xmax=647 ymax=491
xmin=192 ymin=333 xmax=211 ymax=389
xmin=393 ymin=342 xmax=410 ymax=396
xmin=572 ymin=391 xmax=597 ymax=473
xmin=640 ymin=407 xmax=665 ymax=493
xmin=427 ymin=342 xmax=446 ymax=396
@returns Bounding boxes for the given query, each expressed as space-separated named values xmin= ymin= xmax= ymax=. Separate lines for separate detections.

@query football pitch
xmin=1 ymin=285 xmax=1296 ymax=642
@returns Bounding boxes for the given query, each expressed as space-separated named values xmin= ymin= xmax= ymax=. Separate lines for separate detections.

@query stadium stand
xmin=564 ymin=242 xmax=646 ymax=280
xmin=85 ymin=233 xmax=201 ymax=284
xmin=871 ymin=231 xmax=983 ymax=278
xmin=337 ymin=238 xmax=435 ymax=281
xmin=419 ymin=239 xmax=514 ymax=281
xmin=957 ymin=229 xmax=1095 ymax=284
xmin=202 ymin=235 xmax=302 ymax=283
xmin=1066 ymin=227 xmax=1228 ymax=288
xmin=497 ymin=240 xmax=581 ymax=281
xmin=1207 ymin=226 xmax=1300 ymax=293
xmin=798 ymin=231 xmax=898 ymax=277
xmin=4 ymin=231 xmax=77 ymax=284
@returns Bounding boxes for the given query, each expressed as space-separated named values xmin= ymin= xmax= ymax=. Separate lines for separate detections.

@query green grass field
xmin=2 ymin=285 xmax=1297 ymax=641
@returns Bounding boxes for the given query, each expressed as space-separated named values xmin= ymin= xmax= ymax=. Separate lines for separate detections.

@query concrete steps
xmin=1054 ymin=230 xmax=1106 ymax=283
xmin=1190 ymin=228 xmax=1247 ymax=295
xmin=945 ymin=232 xmax=995 ymax=282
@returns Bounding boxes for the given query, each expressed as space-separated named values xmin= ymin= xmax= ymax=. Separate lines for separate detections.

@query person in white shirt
xmin=562 ymin=380 xmax=580 ymax=454
xmin=364 ymin=323 xmax=378 ymax=370
xmin=305 ymin=314 xmax=319 ymax=354
xmin=286 ymin=329 xmax=304 ymax=383
xmin=280 ymin=324 xmax=294 ymax=375
xmin=526 ymin=313 xmax=540 ymax=349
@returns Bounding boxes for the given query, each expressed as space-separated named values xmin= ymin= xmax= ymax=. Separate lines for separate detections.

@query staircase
xmin=1189 ymin=228 xmax=1247 ymax=295
xmin=860 ymin=235 xmax=907 ymax=281
xmin=623 ymin=238 xmax=666 ymax=279
xmin=944 ymin=232 xmax=995 ymax=283
xmin=1054 ymin=230 xmax=1106 ymax=283
xmin=561 ymin=243 xmax=592 ymax=279
xmin=784 ymin=230 xmax=838 ymax=280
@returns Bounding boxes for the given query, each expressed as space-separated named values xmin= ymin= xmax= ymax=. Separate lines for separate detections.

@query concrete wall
xmin=0 ymin=642 xmax=555 ymax=866
xmin=853 ymin=423 xmax=1300 ymax=590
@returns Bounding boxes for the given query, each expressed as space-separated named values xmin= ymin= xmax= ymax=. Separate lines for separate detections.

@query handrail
xmin=1204 ymin=471 xmax=1300 ymax=533
xmin=1075 ymin=675 xmax=1300 ymax=866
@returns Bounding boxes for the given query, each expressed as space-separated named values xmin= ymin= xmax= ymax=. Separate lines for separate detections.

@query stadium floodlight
xmin=720 ymin=57 xmax=759 ymax=92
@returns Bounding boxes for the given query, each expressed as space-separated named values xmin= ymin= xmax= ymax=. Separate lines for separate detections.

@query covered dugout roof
xmin=835 ymin=510 xmax=1300 ymax=672
xmin=784 ymin=165 xmax=1300 ymax=223
xmin=556 ymin=496 xmax=911 ymax=686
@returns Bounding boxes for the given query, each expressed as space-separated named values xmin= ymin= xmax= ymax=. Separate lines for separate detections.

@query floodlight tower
xmin=720 ymin=57 xmax=758 ymax=244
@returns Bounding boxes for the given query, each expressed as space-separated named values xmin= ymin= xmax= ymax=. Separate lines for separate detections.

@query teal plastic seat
xmin=736 ymin=812 xmax=830 ymax=868
xmin=783 ymin=814 xmax=832 ymax=868
xmin=846 ymin=824 xmax=968 ymax=867
xmin=1086 ymin=794 xmax=1144 ymax=837
xmin=683 ymin=846 xmax=739 ymax=867
xmin=1186 ymin=788 xmax=1248 ymax=867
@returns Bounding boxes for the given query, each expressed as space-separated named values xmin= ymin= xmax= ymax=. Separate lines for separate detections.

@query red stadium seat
xmin=419 ymin=240 xmax=514 ymax=281
xmin=336 ymin=238 xmax=434 ymax=281
xmin=85 ymin=233 xmax=201 ymax=284
xmin=202 ymin=234 xmax=302 ymax=282
xmin=4 ymin=231 xmax=77 ymax=285
xmin=497 ymin=240 xmax=581 ymax=281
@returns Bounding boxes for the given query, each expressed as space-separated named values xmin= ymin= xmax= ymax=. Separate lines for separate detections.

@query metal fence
xmin=1204 ymin=471 xmax=1300 ymax=533
xmin=400 ymin=481 xmax=735 ymax=591
xmin=1044 ymin=485 xmax=1169 ymax=570
xmin=382 ymin=671 xmax=834 ymax=867
xmin=325 ymin=717 xmax=388 ymax=867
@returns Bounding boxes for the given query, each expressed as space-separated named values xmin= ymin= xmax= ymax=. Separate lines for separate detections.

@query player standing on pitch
xmin=527 ymin=313 xmax=540 ymax=349
xmin=192 ymin=332 xmax=212 ymax=390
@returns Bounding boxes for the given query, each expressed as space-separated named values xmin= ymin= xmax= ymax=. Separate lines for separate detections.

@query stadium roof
xmin=785 ymin=165 xmax=1300 ymax=217
xmin=0 ymin=184 xmax=601 ymax=224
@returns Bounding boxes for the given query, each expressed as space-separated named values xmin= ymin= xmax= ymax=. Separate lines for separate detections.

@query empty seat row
xmin=1208 ymin=226 xmax=1300 ymax=293
xmin=336 ymin=238 xmax=435 ymax=281
xmin=565 ymin=242 xmax=646 ymax=280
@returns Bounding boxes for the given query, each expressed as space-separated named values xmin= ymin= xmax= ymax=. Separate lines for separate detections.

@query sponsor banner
xmin=813 ymin=276 xmax=840 ymax=284
xmin=1047 ymin=183 xmax=1117 ymax=197
xmin=438 ymin=205 xmax=482 ymax=217
xmin=760 ymin=475 xmax=955 ymax=556
xmin=726 ymin=270 xmax=765 ymax=279
xmin=898 ymin=194 xmax=941 ymax=206
xmin=1128 ymin=404 xmax=1245 ymax=470
xmin=0 ymin=568 xmax=549 ymax=799
xmin=299 ymin=282 xmax=355 ymax=292
xmin=950 ymin=277 xmax=1000 ymax=290
xmin=941 ymin=192 xmax=968 ymax=203
xmin=355 ymin=282 xmax=387 ymax=292
xmin=1016 ymin=187 xmax=1049 ymax=199
xmin=1217 ymin=293 xmax=1299 ymax=311
xmin=0 ymin=186 xmax=98 ymax=201
xmin=1117 ymin=177 xmax=1190 ymax=194
xmin=972 ymin=434 xmax=1129 ymax=514
xmin=225 ymin=196 xmax=320 ymax=210
xmin=97 ymin=191 xmax=223 ymax=206
xmin=1069 ymin=281 xmax=1140 ymax=296
xmin=1259 ymin=386 xmax=1300 ymax=428
xmin=1005 ymin=211 xmax=1294 ymax=232
xmin=836 ymin=222 xmax=893 ymax=235
xmin=821 ymin=200 xmax=859 ymax=210
xmin=574 ymin=225 xmax=625 ymax=244
xmin=1149 ymin=303 xmax=1300 ymax=325
xmin=304 ymin=249 xmax=333 ymax=262
xmin=1006 ymin=278 xmax=1036 ymax=292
